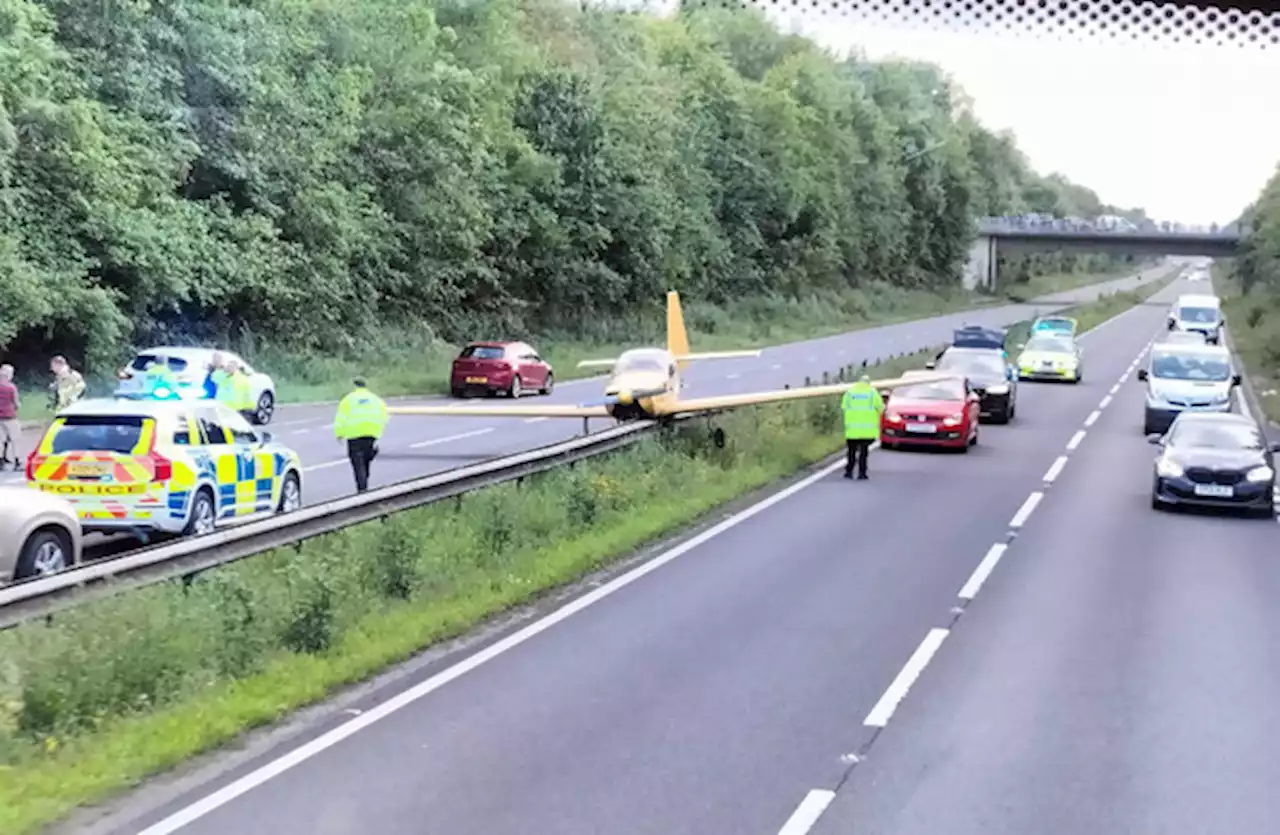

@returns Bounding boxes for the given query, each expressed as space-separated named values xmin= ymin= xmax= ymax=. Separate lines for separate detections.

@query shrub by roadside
xmin=1213 ymin=266 xmax=1280 ymax=427
xmin=0 ymin=278 xmax=1177 ymax=835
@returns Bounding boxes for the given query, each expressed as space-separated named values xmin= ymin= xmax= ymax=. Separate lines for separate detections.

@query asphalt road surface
xmin=62 ymin=270 xmax=1271 ymax=835
xmin=2 ymin=266 xmax=1166 ymax=515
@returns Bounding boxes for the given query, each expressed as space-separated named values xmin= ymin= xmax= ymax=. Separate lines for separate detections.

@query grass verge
xmin=13 ymin=271 xmax=1134 ymax=424
xmin=1213 ymin=266 xmax=1280 ymax=426
xmin=0 ymin=274 xmax=1175 ymax=835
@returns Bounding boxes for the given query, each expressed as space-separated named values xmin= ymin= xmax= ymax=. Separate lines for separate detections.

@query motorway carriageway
xmin=61 ymin=271 xmax=1280 ymax=835
xmin=3 ymin=268 xmax=1164 ymax=540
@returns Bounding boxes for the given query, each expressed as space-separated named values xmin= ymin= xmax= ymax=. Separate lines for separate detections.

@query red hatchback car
xmin=450 ymin=341 xmax=555 ymax=398
xmin=880 ymin=372 xmax=980 ymax=452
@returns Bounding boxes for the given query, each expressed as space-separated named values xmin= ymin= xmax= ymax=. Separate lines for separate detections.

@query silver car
xmin=113 ymin=346 xmax=278 ymax=425
xmin=0 ymin=487 xmax=82 ymax=584
xmin=1137 ymin=343 xmax=1239 ymax=435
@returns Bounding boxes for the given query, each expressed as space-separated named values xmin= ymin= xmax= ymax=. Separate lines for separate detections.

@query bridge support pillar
xmin=963 ymin=235 xmax=997 ymax=292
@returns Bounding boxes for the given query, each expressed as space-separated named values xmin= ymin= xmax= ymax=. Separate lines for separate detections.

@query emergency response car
xmin=26 ymin=397 xmax=303 ymax=538
xmin=114 ymin=347 xmax=278 ymax=425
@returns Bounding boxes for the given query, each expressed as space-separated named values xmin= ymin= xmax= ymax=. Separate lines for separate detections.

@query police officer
xmin=142 ymin=355 xmax=178 ymax=398
xmin=841 ymin=373 xmax=884 ymax=480
xmin=334 ymin=378 xmax=388 ymax=493
xmin=48 ymin=355 xmax=86 ymax=411
xmin=217 ymin=359 xmax=254 ymax=420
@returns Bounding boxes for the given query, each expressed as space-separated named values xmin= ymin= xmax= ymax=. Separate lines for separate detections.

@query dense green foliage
xmin=2 ymin=0 xmax=1132 ymax=378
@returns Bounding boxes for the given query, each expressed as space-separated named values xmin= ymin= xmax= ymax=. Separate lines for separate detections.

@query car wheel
xmin=254 ymin=391 xmax=275 ymax=425
xmin=509 ymin=375 xmax=522 ymax=398
xmin=1151 ymin=493 xmax=1163 ymax=511
xmin=14 ymin=527 xmax=72 ymax=580
xmin=278 ymin=471 xmax=302 ymax=513
xmin=541 ymin=372 xmax=554 ymax=395
xmin=183 ymin=489 xmax=217 ymax=536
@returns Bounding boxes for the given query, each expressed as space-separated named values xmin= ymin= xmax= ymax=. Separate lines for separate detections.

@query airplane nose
xmin=617 ymin=390 xmax=635 ymax=405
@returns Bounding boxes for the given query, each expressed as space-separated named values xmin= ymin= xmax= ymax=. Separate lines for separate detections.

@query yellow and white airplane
xmin=389 ymin=291 xmax=950 ymax=423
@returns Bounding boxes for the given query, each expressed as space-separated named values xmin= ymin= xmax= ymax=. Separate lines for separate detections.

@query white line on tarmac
xmin=1009 ymin=492 xmax=1044 ymax=528
xmin=134 ymin=457 xmax=850 ymax=835
xmin=771 ymin=364 xmax=782 ymax=370
xmin=523 ymin=417 xmax=549 ymax=424
xmin=726 ymin=373 xmax=741 ymax=380
xmin=302 ymin=459 xmax=347 ymax=473
xmin=958 ymin=543 xmax=1009 ymax=601
xmin=1084 ymin=409 xmax=1101 ymax=427
xmin=777 ymin=790 xmax=837 ymax=835
xmin=1236 ymin=386 xmax=1254 ymax=422
xmin=410 ymin=428 xmax=494 ymax=449
xmin=864 ymin=628 xmax=950 ymax=728
xmin=1109 ymin=383 xmax=1120 ymax=395
xmin=1099 ymin=395 xmax=1112 ymax=409
xmin=1042 ymin=455 xmax=1069 ymax=484
xmin=1066 ymin=430 xmax=1086 ymax=451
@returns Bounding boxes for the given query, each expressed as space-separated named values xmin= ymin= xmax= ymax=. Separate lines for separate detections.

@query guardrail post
xmin=821 ymin=371 xmax=830 ymax=385
xmin=804 ymin=376 xmax=811 ymax=387
xmin=582 ymin=417 xmax=589 ymax=436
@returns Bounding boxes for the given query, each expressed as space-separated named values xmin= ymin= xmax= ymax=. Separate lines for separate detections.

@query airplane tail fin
xmin=667 ymin=290 xmax=691 ymax=367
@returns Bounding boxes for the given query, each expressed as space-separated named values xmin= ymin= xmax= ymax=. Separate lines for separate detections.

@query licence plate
xmin=465 ymin=376 xmax=487 ymax=384
xmin=1193 ymin=484 xmax=1233 ymax=498
xmin=905 ymin=423 xmax=938 ymax=434
xmin=68 ymin=462 xmax=109 ymax=477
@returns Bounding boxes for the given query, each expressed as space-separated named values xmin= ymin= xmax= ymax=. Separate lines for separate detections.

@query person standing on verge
xmin=334 ymin=378 xmax=388 ymax=493
xmin=0 ymin=365 xmax=21 ymax=470
xmin=841 ymin=373 xmax=884 ymax=481
xmin=49 ymin=356 xmax=86 ymax=411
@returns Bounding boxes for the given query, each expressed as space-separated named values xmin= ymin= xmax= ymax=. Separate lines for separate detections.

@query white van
xmin=1167 ymin=294 xmax=1223 ymax=344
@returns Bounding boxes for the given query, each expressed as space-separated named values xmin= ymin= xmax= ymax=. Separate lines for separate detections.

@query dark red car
xmin=880 ymin=372 xmax=980 ymax=452
xmin=450 ymin=341 xmax=555 ymax=398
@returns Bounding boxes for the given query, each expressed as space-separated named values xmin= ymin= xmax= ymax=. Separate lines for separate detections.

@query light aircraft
xmin=389 ymin=291 xmax=952 ymax=423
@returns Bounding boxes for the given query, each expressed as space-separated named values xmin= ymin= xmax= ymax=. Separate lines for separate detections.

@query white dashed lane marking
xmin=1042 ymin=455 xmax=1069 ymax=484
xmin=1109 ymin=383 xmax=1120 ymax=395
xmin=1009 ymin=492 xmax=1044 ymax=529
xmin=523 ymin=417 xmax=549 ymax=424
xmin=864 ymin=628 xmax=950 ymax=728
xmin=1099 ymin=395 xmax=1112 ymax=409
xmin=776 ymin=790 xmax=837 ymax=835
xmin=958 ymin=544 xmax=1008 ymax=601
xmin=410 ymin=427 xmax=494 ymax=449
xmin=1066 ymin=430 xmax=1086 ymax=451
xmin=1084 ymin=410 xmax=1101 ymax=427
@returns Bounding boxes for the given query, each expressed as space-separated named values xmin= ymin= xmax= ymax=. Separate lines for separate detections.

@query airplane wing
xmin=388 ymin=403 xmax=612 ymax=419
xmin=576 ymin=358 xmax=619 ymax=369
xmin=674 ymin=350 xmax=763 ymax=361
xmin=653 ymin=373 xmax=959 ymax=416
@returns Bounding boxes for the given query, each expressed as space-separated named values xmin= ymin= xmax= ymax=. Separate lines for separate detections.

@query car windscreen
xmin=937 ymin=352 xmax=1005 ymax=378
xmin=129 ymin=354 xmax=190 ymax=372
xmin=1177 ymin=306 xmax=1219 ymax=324
xmin=894 ymin=379 xmax=965 ymax=401
xmin=1150 ymin=351 xmax=1231 ymax=381
xmin=459 ymin=346 xmax=505 ymax=360
xmin=1024 ymin=335 xmax=1073 ymax=353
xmin=615 ymin=355 xmax=666 ymax=374
xmin=1035 ymin=319 xmax=1073 ymax=331
xmin=1170 ymin=422 xmax=1263 ymax=451
xmin=48 ymin=416 xmax=149 ymax=454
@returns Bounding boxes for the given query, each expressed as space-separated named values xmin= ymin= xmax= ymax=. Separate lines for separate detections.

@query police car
xmin=114 ymin=347 xmax=278 ymax=425
xmin=26 ymin=397 xmax=303 ymax=538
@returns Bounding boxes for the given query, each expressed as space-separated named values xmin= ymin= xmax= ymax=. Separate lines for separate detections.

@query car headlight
xmin=942 ymin=414 xmax=963 ymax=427
xmin=1246 ymin=465 xmax=1274 ymax=483
xmin=1156 ymin=456 xmax=1184 ymax=478
xmin=885 ymin=410 xmax=903 ymax=423
xmin=1210 ymin=390 xmax=1231 ymax=404
xmin=986 ymin=383 xmax=1009 ymax=395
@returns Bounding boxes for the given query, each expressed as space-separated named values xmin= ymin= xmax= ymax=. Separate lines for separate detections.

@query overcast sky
xmin=765 ymin=13 xmax=1280 ymax=226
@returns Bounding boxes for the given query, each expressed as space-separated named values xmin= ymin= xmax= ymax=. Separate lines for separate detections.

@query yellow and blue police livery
xmin=27 ymin=397 xmax=303 ymax=538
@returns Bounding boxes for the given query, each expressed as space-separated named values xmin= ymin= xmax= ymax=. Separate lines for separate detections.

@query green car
xmin=1016 ymin=332 xmax=1083 ymax=383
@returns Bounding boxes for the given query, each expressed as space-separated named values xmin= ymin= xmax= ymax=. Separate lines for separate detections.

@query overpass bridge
xmin=965 ymin=219 xmax=1244 ymax=291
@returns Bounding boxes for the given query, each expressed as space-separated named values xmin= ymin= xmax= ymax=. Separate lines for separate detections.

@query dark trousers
xmin=845 ymin=439 xmax=872 ymax=478
xmin=347 ymin=436 xmax=378 ymax=492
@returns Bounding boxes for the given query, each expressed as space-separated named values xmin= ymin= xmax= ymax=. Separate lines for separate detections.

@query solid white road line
xmin=1066 ymin=430 xmax=1086 ymax=451
xmin=410 ymin=428 xmax=494 ymax=449
xmin=523 ymin=417 xmax=549 ymax=424
xmin=1009 ymin=492 xmax=1044 ymax=528
xmin=1236 ymin=386 xmax=1254 ymax=422
xmin=1084 ymin=410 xmax=1101 ymax=427
xmin=864 ymin=628 xmax=950 ymax=728
xmin=957 ymin=543 xmax=1008 ymax=601
xmin=1042 ymin=455 xmax=1069 ymax=484
xmin=1099 ymin=395 xmax=1112 ymax=409
xmin=777 ymin=790 xmax=837 ymax=835
xmin=727 ymin=373 xmax=741 ymax=380
xmin=135 ymin=458 xmax=849 ymax=835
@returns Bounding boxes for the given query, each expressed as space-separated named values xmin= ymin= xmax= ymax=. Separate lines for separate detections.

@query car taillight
xmin=150 ymin=454 xmax=173 ymax=481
